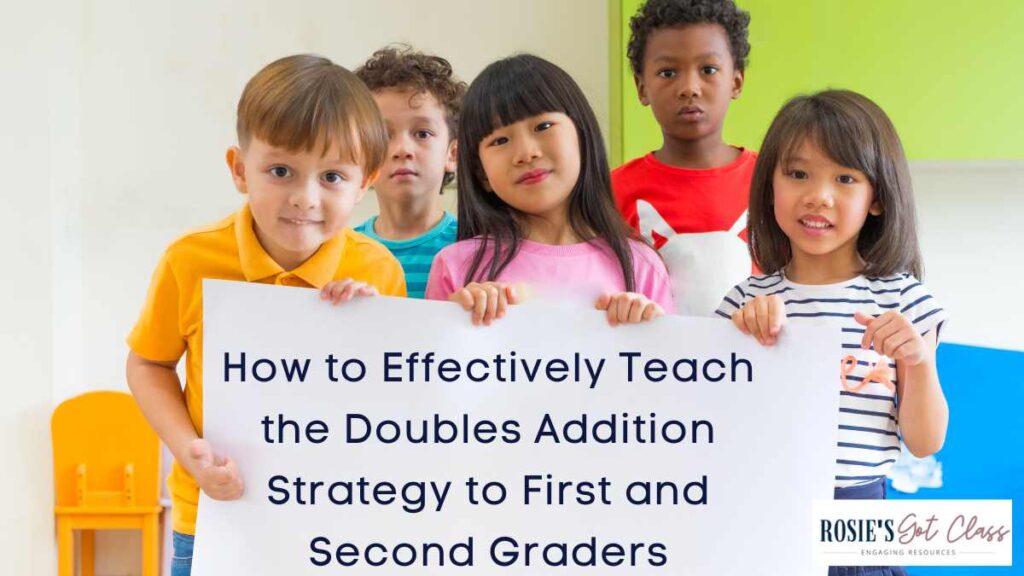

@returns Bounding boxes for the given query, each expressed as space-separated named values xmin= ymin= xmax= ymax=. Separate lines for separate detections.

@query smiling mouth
xmin=517 ymin=169 xmax=551 ymax=185
xmin=282 ymin=218 xmax=321 ymax=226
xmin=799 ymin=217 xmax=833 ymax=230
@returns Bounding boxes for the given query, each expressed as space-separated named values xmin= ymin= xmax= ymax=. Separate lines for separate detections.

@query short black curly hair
xmin=627 ymin=0 xmax=751 ymax=75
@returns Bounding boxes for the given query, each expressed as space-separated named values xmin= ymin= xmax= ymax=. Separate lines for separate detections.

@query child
xmin=125 ymin=55 xmax=406 ymax=576
xmin=717 ymin=90 xmax=948 ymax=576
xmin=353 ymin=45 xmax=466 ymax=298
xmin=425 ymin=54 xmax=674 ymax=325
xmin=613 ymin=0 xmax=755 ymax=316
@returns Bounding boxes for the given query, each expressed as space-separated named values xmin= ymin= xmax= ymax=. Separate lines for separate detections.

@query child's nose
xmin=803 ymin=184 xmax=835 ymax=208
xmin=290 ymin=180 xmax=320 ymax=210
xmin=676 ymin=71 xmax=701 ymax=99
xmin=512 ymin=137 xmax=542 ymax=165
xmin=390 ymin=133 xmax=414 ymax=159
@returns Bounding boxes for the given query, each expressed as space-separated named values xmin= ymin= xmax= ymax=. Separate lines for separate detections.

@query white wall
xmin=912 ymin=161 xmax=1024 ymax=352
xmin=0 ymin=0 xmax=78 ymax=572
xmin=5 ymin=1 xmax=608 ymax=574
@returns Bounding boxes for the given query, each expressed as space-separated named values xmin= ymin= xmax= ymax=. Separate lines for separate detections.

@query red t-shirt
xmin=612 ymin=148 xmax=757 ymax=316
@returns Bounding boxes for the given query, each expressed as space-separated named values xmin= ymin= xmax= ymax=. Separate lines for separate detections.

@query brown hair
xmin=236 ymin=54 xmax=388 ymax=180
xmin=356 ymin=45 xmax=466 ymax=188
xmin=748 ymin=89 xmax=923 ymax=279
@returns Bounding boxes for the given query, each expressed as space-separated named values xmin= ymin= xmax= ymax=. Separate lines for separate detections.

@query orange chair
xmin=51 ymin=391 xmax=161 ymax=576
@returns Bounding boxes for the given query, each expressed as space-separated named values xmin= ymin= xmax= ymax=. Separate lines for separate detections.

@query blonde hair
xmin=236 ymin=54 xmax=388 ymax=178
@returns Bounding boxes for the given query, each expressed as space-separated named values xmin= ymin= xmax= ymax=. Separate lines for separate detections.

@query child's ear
xmin=634 ymin=73 xmax=650 ymax=106
xmin=869 ymin=199 xmax=883 ymax=216
xmin=226 ymin=146 xmax=247 ymax=194
xmin=445 ymin=139 xmax=458 ymax=174
xmin=731 ymin=69 xmax=745 ymax=100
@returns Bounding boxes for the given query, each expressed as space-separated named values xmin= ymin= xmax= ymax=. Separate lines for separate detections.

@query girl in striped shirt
xmin=716 ymin=90 xmax=947 ymax=576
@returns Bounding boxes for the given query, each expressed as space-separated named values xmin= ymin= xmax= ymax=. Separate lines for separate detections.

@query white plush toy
xmin=636 ymin=200 xmax=752 ymax=316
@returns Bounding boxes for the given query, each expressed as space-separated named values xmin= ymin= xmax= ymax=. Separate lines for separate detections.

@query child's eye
xmin=534 ymin=121 xmax=554 ymax=132
xmin=488 ymin=136 xmax=509 ymax=147
xmin=322 ymin=171 xmax=347 ymax=184
xmin=270 ymin=166 xmax=291 ymax=178
xmin=656 ymin=68 xmax=676 ymax=79
xmin=701 ymin=65 xmax=719 ymax=75
xmin=415 ymin=130 xmax=434 ymax=140
xmin=837 ymin=174 xmax=857 ymax=184
xmin=787 ymin=169 xmax=809 ymax=180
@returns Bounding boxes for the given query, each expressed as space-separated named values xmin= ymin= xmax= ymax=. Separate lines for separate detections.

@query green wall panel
xmin=614 ymin=0 xmax=1024 ymax=164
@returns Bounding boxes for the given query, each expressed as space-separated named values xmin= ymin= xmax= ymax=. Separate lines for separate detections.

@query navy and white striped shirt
xmin=715 ymin=272 xmax=947 ymax=488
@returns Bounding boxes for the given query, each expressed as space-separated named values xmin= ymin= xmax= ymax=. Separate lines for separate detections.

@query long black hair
xmin=457 ymin=54 xmax=638 ymax=290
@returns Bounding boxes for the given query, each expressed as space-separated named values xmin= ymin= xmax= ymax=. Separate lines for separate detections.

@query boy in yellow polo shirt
xmin=126 ymin=54 xmax=405 ymax=575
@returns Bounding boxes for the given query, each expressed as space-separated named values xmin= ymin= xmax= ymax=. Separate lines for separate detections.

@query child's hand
xmin=320 ymin=279 xmax=379 ymax=304
xmin=731 ymin=294 xmax=785 ymax=346
xmin=595 ymin=292 xmax=664 ymax=326
xmin=450 ymin=282 xmax=519 ymax=326
xmin=854 ymin=311 xmax=928 ymax=366
xmin=188 ymin=438 xmax=244 ymax=501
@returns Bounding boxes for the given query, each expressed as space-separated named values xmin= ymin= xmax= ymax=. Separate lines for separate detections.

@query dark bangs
xmin=461 ymin=57 xmax=577 ymax=154
xmin=457 ymin=54 xmax=639 ymax=291
xmin=776 ymin=95 xmax=882 ymax=189
xmin=749 ymin=90 xmax=922 ymax=278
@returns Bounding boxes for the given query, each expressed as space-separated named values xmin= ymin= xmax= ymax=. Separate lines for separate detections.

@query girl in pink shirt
xmin=425 ymin=54 xmax=674 ymax=324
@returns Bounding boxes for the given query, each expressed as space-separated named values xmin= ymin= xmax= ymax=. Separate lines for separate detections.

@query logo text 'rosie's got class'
xmin=820 ymin=513 xmax=1009 ymax=545
xmin=814 ymin=500 xmax=1013 ymax=566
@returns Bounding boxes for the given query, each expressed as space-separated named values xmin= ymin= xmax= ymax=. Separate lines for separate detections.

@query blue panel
xmin=888 ymin=343 xmax=1023 ymax=575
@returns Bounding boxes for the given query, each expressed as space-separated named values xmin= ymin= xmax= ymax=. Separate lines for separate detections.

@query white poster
xmin=195 ymin=279 xmax=840 ymax=574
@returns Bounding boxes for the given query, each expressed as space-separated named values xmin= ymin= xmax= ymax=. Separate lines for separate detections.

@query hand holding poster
xmin=195 ymin=280 xmax=840 ymax=574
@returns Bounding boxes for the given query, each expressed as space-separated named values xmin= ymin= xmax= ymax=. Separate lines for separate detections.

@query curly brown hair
xmin=356 ymin=45 xmax=466 ymax=188
xmin=356 ymin=44 xmax=466 ymax=138
xmin=627 ymin=0 xmax=751 ymax=75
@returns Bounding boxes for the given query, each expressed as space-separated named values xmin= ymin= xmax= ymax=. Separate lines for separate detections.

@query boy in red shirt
xmin=613 ymin=0 xmax=754 ymax=315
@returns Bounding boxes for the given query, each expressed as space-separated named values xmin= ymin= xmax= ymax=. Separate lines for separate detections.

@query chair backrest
xmin=51 ymin=391 xmax=160 ymax=508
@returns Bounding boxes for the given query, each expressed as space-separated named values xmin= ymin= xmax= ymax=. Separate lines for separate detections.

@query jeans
xmin=828 ymin=480 xmax=907 ymax=576
xmin=171 ymin=531 xmax=194 ymax=576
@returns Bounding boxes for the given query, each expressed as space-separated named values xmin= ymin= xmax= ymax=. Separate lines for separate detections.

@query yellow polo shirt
xmin=127 ymin=203 xmax=405 ymax=535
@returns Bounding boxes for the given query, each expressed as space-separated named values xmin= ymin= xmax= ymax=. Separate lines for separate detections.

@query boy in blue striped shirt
xmin=354 ymin=45 xmax=466 ymax=298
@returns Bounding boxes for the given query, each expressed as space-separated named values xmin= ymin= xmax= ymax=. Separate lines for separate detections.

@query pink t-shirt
xmin=425 ymin=237 xmax=675 ymax=313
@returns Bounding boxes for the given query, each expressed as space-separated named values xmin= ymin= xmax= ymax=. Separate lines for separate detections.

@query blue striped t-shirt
xmin=715 ymin=272 xmax=948 ymax=488
xmin=354 ymin=212 xmax=457 ymax=299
